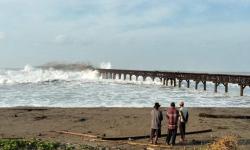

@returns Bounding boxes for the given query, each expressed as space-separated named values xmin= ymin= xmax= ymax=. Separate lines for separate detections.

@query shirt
xmin=151 ymin=108 xmax=163 ymax=129
xmin=179 ymin=107 xmax=189 ymax=123
xmin=166 ymin=107 xmax=179 ymax=129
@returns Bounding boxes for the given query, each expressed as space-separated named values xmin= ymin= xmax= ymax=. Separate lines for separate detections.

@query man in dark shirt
xmin=166 ymin=102 xmax=179 ymax=145
xmin=150 ymin=102 xmax=163 ymax=144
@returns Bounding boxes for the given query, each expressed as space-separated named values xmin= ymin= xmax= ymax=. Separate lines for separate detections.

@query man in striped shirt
xmin=166 ymin=102 xmax=179 ymax=145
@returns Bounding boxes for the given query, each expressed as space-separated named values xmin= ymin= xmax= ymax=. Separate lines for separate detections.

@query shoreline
xmin=0 ymin=107 xmax=249 ymax=149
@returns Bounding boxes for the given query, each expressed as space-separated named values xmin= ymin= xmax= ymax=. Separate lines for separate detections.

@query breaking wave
xmin=0 ymin=64 xmax=99 ymax=84
xmin=38 ymin=62 xmax=95 ymax=71
xmin=0 ymin=63 xmax=250 ymax=107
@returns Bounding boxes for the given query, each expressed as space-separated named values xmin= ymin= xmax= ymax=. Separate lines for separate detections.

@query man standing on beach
xmin=150 ymin=102 xmax=163 ymax=144
xmin=179 ymin=101 xmax=189 ymax=143
xmin=166 ymin=102 xmax=179 ymax=146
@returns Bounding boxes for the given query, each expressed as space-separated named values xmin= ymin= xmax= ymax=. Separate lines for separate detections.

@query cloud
xmin=0 ymin=32 xmax=5 ymax=40
xmin=0 ymin=0 xmax=250 ymax=70
xmin=54 ymin=34 xmax=67 ymax=43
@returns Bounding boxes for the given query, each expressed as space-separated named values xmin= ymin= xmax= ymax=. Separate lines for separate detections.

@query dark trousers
xmin=150 ymin=128 xmax=161 ymax=139
xmin=179 ymin=122 xmax=186 ymax=139
xmin=166 ymin=128 xmax=177 ymax=145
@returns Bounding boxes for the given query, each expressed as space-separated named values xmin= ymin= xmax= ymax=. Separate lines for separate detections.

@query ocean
xmin=0 ymin=64 xmax=250 ymax=107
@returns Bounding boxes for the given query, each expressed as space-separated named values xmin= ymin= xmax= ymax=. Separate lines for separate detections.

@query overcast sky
xmin=0 ymin=0 xmax=250 ymax=72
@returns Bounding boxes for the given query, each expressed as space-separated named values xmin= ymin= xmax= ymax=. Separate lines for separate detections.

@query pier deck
xmin=97 ymin=69 xmax=250 ymax=96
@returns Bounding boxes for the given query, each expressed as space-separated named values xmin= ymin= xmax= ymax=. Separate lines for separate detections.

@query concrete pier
xmin=98 ymin=69 xmax=250 ymax=96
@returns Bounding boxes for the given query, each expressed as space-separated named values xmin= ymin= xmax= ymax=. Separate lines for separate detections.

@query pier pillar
xmin=202 ymin=81 xmax=206 ymax=91
xmin=179 ymin=80 xmax=182 ymax=88
xmin=195 ymin=81 xmax=200 ymax=90
xmin=136 ymin=76 xmax=138 ymax=81
xmin=112 ymin=73 xmax=116 ymax=79
xmin=240 ymin=84 xmax=246 ymax=96
xmin=170 ymin=79 xmax=173 ymax=86
xmin=129 ymin=75 xmax=132 ymax=81
xmin=224 ymin=83 xmax=228 ymax=93
xmin=123 ymin=74 xmax=126 ymax=80
xmin=186 ymin=80 xmax=190 ymax=88
xmin=214 ymin=83 xmax=220 ymax=93
xmin=160 ymin=78 xmax=163 ymax=83
xmin=152 ymin=77 xmax=155 ymax=82
xmin=166 ymin=79 xmax=169 ymax=86
xmin=110 ymin=73 xmax=113 ymax=79
xmin=119 ymin=74 xmax=121 ymax=80
xmin=104 ymin=73 xmax=107 ymax=79
xmin=143 ymin=76 xmax=146 ymax=81
xmin=173 ymin=79 xmax=176 ymax=87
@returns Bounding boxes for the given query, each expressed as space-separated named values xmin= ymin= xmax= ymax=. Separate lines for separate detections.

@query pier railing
xmin=97 ymin=69 xmax=250 ymax=96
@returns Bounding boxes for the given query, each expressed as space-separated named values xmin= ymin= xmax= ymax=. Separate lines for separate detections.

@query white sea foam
xmin=0 ymin=64 xmax=99 ymax=84
xmin=0 ymin=64 xmax=250 ymax=107
xmin=100 ymin=62 xmax=112 ymax=69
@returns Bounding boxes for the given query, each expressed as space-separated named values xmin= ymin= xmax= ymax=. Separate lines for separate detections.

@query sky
xmin=0 ymin=0 xmax=250 ymax=72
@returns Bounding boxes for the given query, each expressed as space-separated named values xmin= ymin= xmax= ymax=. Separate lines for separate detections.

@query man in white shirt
xmin=179 ymin=101 xmax=189 ymax=143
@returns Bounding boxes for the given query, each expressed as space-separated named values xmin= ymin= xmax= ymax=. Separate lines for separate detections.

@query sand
xmin=0 ymin=107 xmax=249 ymax=149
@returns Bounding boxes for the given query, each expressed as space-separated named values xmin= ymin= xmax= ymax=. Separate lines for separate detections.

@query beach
xmin=0 ymin=107 xmax=249 ymax=149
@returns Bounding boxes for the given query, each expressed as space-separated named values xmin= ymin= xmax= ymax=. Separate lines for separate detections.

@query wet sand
xmin=0 ymin=107 xmax=249 ymax=149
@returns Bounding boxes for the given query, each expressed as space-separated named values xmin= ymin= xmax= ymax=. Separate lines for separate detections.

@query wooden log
xmin=52 ymin=131 xmax=98 ymax=138
xmin=127 ymin=141 xmax=170 ymax=148
xmin=102 ymin=129 xmax=212 ymax=140
xmin=199 ymin=113 xmax=250 ymax=119
xmin=52 ymin=131 xmax=170 ymax=148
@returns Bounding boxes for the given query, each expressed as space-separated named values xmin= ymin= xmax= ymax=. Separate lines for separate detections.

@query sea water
xmin=0 ymin=64 xmax=250 ymax=107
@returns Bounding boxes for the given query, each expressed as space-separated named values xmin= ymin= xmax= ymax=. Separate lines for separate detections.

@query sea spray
xmin=0 ymin=63 xmax=250 ymax=107
xmin=100 ymin=62 xmax=112 ymax=69
xmin=0 ymin=64 xmax=99 ymax=84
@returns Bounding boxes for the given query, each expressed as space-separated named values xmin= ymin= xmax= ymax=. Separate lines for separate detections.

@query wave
xmin=0 ymin=63 xmax=247 ymax=91
xmin=38 ymin=62 xmax=95 ymax=71
xmin=0 ymin=64 xmax=99 ymax=84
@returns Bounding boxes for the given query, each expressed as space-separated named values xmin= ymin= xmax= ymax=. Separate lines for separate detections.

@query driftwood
xmin=127 ymin=141 xmax=170 ymax=148
xmin=102 ymin=129 xmax=212 ymax=140
xmin=52 ymin=131 xmax=98 ymax=138
xmin=199 ymin=113 xmax=250 ymax=119
xmin=51 ymin=131 xmax=172 ymax=148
